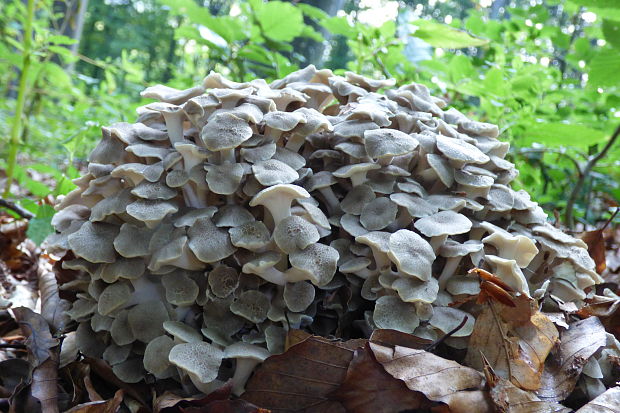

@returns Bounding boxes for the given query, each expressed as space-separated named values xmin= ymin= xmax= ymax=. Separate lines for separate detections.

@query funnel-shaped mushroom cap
xmin=341 ymin=184 xmax=376 ymax=215
xmin=345 ymin=71 xmax=396 ymax=91
xmin=373 ymin=296 xmax=419 ymax=333
xmin=364 ymin=129 xmax=419 ymax=160
xmin=229 ymin=221 xmax=271 ymax=251
xmin=414 ymin=211 xmax=472 ymax=237
xmin=163 ymin=321 xmax=203 ymax=343
xmin=426 ymin=154 xmax=455 ymax=187
xmin=141 ymin=84 xmax=204 ymax=104
xmin=389 ymin=193 xmax=437 ymax=218
xmin=201 ymin=112 xmax=253 ymax=151
xmin=263 ymin=110 xmax=307 ymax=131
xmin=391 ymin=276 xmax=439 ymax=303
xmin=289 ymin=243 xmax=339 ymax=287
xmin=387 ymin=230 xmax=435 ymax=281
xmin=360 ymin=197 xmax=398 ymax=231
xmin=169 ymin=341 xmax=224 ymax=387
xmin=126 ymin=199 xmax=179 ymax=228
xmin=208 ymin=265 xmax=240 ymax=298
xmin=273 ymin=215 xmax=320 ymax=254
xmin=68 ymin=222 xmax=119 ymax=263
xmin=162 ymin=272 xmax=199 ymax=306
xmin=482 ymin=232 xmax=539 ymax=268
xmin=98 ymin=282 xmax=132 ymax=316
xmin=249 ymin=184 xmax=311 ymax=225
xmin=188 ymin=217 xmax=236 ymax=263
xmin=484 ymin=255 xmax=530 ymax=296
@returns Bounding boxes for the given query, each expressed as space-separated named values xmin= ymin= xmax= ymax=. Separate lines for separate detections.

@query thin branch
xmin=0 ymin=198 xmax=35 ymax=220
xmin=565 ymin=123 xmax=620 ymax=228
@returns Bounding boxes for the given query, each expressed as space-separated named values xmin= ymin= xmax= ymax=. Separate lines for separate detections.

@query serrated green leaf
xmin=297 ymin=3 xmax=328 ymax=20
xmin=255 ymin=1 xmax=304 ymax=42
xmin=411 ymin=20 xmax=489 ymax=49
xmin=320 ymin=16 xmax=357 ymax=39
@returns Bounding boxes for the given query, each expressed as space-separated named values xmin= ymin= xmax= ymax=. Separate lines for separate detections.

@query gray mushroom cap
xmin=169 ymin=341 xmax=224 ymax=392
xmin=205 ymin=163 xmax=245 ymax=195
xmin=388 ymin=230 xmax=435 ymax=281
xmin=373 ymin=295 xmax=419 ymax=333
xmin=252 ymin=159 xmax=299 ymax=185
xmin=163 ymin=321 xmax=203 ymax=343
xmin=360 ymin=197 xmax=398 ymax=231
xmin=273 ymin=215 xmax=320 ymax=254
xmin=249 ymin=184 xmax=311 ymax=225
xmin=229 ymin=221 xmax=271 ymax=251
xmin=364 ymin=128 xmax=419 ymax=161
xmin=68 ymin=222 xmax=119 ymax=263
xmin=288 ymin=243 xmax=339 ymax=287
xmin=141 ymin=84 xmax=204 ymax=104
xmin=201 ymin=112 xmax=253 ymax=152
xmin=188 ymin=217 xmax=236 ymax=263
xmin=230 ymin=290 xmax=270 ymax=323
xmin=143 ymin=335 xmax=176 ymax=378
xmin=341 ymin=184 xmax=376 ymax=215
xmin=283 ymin=281 xmax=316 ymax=312
xmin=414 ymin=211 xmax=472 ymax=237
xmin=435 ymin=134 xmax=490 ymax=167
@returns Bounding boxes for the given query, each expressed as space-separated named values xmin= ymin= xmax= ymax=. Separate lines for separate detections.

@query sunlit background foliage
xmin=1 ymin=0 xmax=619 ymax=242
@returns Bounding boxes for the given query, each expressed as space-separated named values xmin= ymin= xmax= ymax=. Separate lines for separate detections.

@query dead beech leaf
xmin=12 ymin=307 xmax=59 ymax=367
xmin=241 ymin=334 xmax=365 ymax=412
xmin=465 ymin=299 xmax=559 ymax=391
xmin=331 ymin=343 xmax=433 ymax=413
xmin=64 ymin=389 xmax=123 ymax=413
xmin=153 ymin=383 xmax=233 ymax=412
xmin=575 ymin=386 xmax=620 ymax=413
xmin=580 ymin=229 xmax=607 ymax=274
xmin=369 ymin=341 xmax=492 ymax=413
xmin=37 ymin=268 xmax=70 ymax=333
xmin=369 ymin=328 xmax=431 ymax=349
xmin=483 ymin=356 xmax=571 ymax=413
xmin=536 ymin=317 xmax=607 ymax=402
xmin=181 ymin=400 xmax=269 ymax=413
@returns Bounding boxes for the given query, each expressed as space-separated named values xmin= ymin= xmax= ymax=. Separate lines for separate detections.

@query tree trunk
xmin=53 ymin=0 xmax=89 ymax=70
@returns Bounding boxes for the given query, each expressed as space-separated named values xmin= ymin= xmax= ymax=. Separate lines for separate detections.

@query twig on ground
xmin=0 ymin=199 xmax=35 ymax=220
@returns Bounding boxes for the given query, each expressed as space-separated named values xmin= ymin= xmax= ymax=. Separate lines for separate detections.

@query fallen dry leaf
xmin=64 ymin=389 xmax=123 ymax=413
xmin=11 ymin=307 xmax=58 ymax=367
xmin=369 ymin=328 xmax=431 ymax=349
xmin=181 ymin=399 xmax=269 ymax=413
xmin=466 ymin=297 xmax=559 ymax=391
xmin=575 ymin=386 xmax=620 ymax=412
xmin=483 ymin=355 xmax=571 ymax=413
xmin=331 ymin=343 xmax=433 ymax=413
xmin=37 ymin=267 xmax=70 ymax=334
xmin=536 ymin=317 xmax=607 ymax=402
xmin=241 ymin=334 xmax=362 ymax=412
xmin=581 ymin=229 xmax=607 ymax=274
xmin=370 ymin=341 xmax=492 ymax=413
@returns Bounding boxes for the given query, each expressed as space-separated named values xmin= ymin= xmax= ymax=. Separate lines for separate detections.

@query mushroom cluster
xmin=49 ymin=66 xmax=600 ymax=393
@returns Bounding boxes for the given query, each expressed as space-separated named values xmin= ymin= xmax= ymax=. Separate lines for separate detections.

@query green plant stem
xmin=565 ymin=123 xmax=620 ymax=228
xmin=3 ymin=0 xmax=36 ymax=198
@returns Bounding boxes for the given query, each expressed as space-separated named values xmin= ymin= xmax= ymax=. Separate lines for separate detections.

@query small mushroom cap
xmin=163 ymin=321 xmax=203 ymax=343
xmin=273 ymin=215 xmax=320 ymax=254
xmin=110 ymin=310 xmax=134 ymax=346
xmin=482 ymin=232 xmax=539 ymax=268
xmin=252 ymin=159 xmax=299 ymax=186
xmin=229 ymin=221 xmax=271 ymax=251
xmin=98 ymin=282 xmax=132 ymax=316
xmin=414 ymin=211 xmax=472 ymax=237
xmin=360 ymin=197 xmax=398 ymax=231
xmin=373 ymin=296 xmax=419 ymax=333
xmin=68 ymin=222 xmax=119 ymax=264
xmin=126 ymin=199 xmax=179 ymax=228
xmin=435 ymin=135 xmax=490 ymax=166
xmin=289 ymin=243 xmax=339 ymax=287
xmin=127 ymin=300 xmax=169 ymax=343
xmin=162 ymin=272 xmax=199 ymax=306
xmin=426 ymin=154 xmax=454 ymax=187
xmin=364 ymin=129 xmax=419 ymax=159
xmin=205 ymin=163 xmax=245 ymax=195
xmin=388 ymin=230 xmax=435 ymax=281
xmin=263 ymin=110 xmax=307 ymax=131
xmin=169 ymin=341 xmax=224 ymax=384
xmin=174 ymin=207 xmax=218 ymax=227
xmin=143 ymin=335 xmax=176 ymax=376
xmin=141 ymin=84 xmax=204 ymax=104
xmin=188 ymin=217 xmax=236 ymax=263
xmin=213 ymin=205 xmax=255 ymax=228
xmin=304 ymin=171 xmax=337 ymax=192
xmin=429 ymin=307 xmax=475 ymax=337
xmin=131 ymin=180 xmax=177 ymax=201
xmin=223 ymin=341 xmax=271 ymax=361
xmin=103 ymin=343 xmax=131 ymax=366
xmin=439 ymin=240 xmax=483 ymax=258
xmin=333 ymin=162 xmax=381 ymax=179
xmin=112 ymin=358 xmax=145 ymax=384
xmin=484 ymin=255 xmax=531 ymax=296
xmin=284 ymin=281 xmax=316 ymax=312
xmin=341 ymin=184 xmax=376 ymax=215
xmin=201 ymin=112 xmax=253 ymax=151
xmin=272 ymin=147 xmax=306 ymax=170
xmin=230 ymin=290 xmax=270 ymax=323
xmin=389 ymin=193 xmax=437 ymax=218
xmin=208 ymin=265 xmax=240 ymax=298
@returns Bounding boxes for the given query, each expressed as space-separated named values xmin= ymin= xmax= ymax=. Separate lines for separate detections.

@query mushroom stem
xmin=350 ymin=171 xmax=369 ymax=187
xmin=389 ymin=209 xmax=413 ymax=231
xmin=220 ymin=148 xmax=236 ymax=164
xmin=264 ymin=199 xmax=293 ymax=226
xmin=430 ymin=234 xmax=448 ymax=253
xmin=438 ymin=256 xmax=463 ymax=290
xmin=231 ymin=358 xmax=261 ymax=396
xmin=284 ymin=133 xmax=305 ymax=152
xmin=163 ymin=112 xmax=184 ymax=144
xmin=182 ymin=184 xmax=205 ymax=208
xmin=318 ymin=187 xmax=340 ymax=214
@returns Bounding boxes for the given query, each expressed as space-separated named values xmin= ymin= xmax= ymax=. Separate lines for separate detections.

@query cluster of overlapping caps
xmin=48 ymin=65 xmax=600 ymax=395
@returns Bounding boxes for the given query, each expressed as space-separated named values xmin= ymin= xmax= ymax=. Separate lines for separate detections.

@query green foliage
xmin=1 ymin=0 xmax=619 ymax=235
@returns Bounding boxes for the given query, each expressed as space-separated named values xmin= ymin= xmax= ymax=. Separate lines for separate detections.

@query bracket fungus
xmin=51 ymin=66 xmax=599 ymax=395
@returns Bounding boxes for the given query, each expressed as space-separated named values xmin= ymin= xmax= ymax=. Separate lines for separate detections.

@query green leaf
xmin=255 ymin=1 xmax=304 ymax=42
xmin=320 ymin=16 xmax=357 ymax=39
xmin=588 ymin=49 xmax=620 ymax=88
xmin=297 ymin=3 xmax=328 ymax=20
xmin=522 ymin=122 xmax=608 ymax=147
xmin=588 ymin=7 xmax=620 ymax=21
xmin=448 ymin=54 xmax=476 ymax=83
xmin=26 ymin=204 xmax=55 ymax=246
xmin=299 ymin=25 xmax=323 ymax=42
xmin=47 ymin=34 xmax=77 ymax=45
xmin=48 ymin=45 xmax=78 ymax=63
xmin=602 ymin=19 xmax=620 ymax=48
xmin=569 ymin=0 xmax=620 ymax=7
xmin=411 ymin=20 xmax=489 ymax=49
